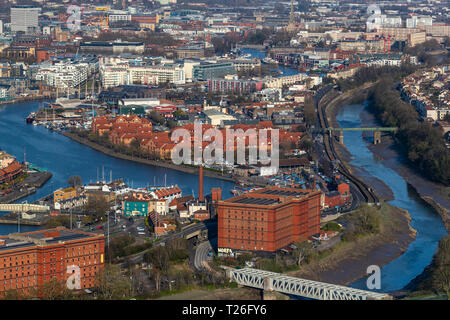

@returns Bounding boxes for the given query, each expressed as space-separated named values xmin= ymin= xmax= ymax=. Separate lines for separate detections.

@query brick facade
xmin=0 ymin=228 xmax=104 ymax=295
xmin=217 ymin=186 xmax=321 ymax=253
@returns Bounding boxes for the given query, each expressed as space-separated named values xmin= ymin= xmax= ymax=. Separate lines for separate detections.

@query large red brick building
xmin=0 ymin=227 xmax=104 ymax=295
xmin=217 ymin=186 xmax=321 ymax=254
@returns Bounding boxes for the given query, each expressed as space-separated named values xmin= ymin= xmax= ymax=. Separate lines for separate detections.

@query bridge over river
xmin=321 ymin=127 xmax=398 ymax=145
xmin=224 ymin=267 xmax=392 ymax=300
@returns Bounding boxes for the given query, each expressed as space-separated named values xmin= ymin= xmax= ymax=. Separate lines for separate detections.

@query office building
xmin=10 ymin=5 xmax=40 ymax=34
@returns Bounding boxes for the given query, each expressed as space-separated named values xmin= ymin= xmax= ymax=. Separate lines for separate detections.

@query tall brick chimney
xmin=199 ymin=165 xmax=204 ymax=202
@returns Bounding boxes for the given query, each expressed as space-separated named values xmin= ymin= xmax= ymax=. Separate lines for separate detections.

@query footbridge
xmin=224 ymin=267 xmax=392 ymax=300
xmin=0 ymin=203 xmax=50 ymax=213
xmin=324 ymin=127 xmax=398 ymax=145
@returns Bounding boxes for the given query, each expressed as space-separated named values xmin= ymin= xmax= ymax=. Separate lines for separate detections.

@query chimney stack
xmin=199 ymin=166 xmax=204 ymax=202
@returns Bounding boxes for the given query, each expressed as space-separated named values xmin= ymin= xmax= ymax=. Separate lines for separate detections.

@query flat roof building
xmin=10 ymin=6 xmax=40 ymax=34
xmin=0 ymin=227 xmax=104 ymax=296
xmin=217 ymin=186 xmax=321 ymax=254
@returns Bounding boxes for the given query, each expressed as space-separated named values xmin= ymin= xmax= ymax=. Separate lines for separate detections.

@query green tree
xmin=432 ymin=235 xmax=450 ymax=298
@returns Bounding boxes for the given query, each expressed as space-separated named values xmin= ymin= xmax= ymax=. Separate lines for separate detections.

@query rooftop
xmin=223 ymin=186 xmax=319 ymax=207
xmin=0 ymin=228 xmax=102 ymax=252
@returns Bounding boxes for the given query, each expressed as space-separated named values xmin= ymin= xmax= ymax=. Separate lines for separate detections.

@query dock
xmin=0 ymin=171 xmax=52 ymax=204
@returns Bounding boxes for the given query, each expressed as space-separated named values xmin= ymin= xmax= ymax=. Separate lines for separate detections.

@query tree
xmin=130 ymin=138 xmax=141 ymax=152
xmin=150 ymin=111 xmax=164 ymax=125
xmin=303 ymin=97 xmax=317 ymax=127
xmin=1 ymin=288 xmax=24 ymax=300
xmin=95 ymin=264 xmax=132 ymax=299
xmin=143 ymin=246 xmax=170 ymax=292
xmin=45 ymin=215 xmax=71 ymax=228
xmin=346 ymin=203 xmax=380 ymax=236
xmin=299 ymin=136 xmax=314 ymax=153
xmin=293 ymin=240 xmax=317 ymax=267
xmin=67 ymin=175 xmax=82 ymax=188
xmin=432 ymin=235 xmax=450 ymax=298
xmin=83 ymin=194 xmax=110 ymax=219
xmin=39 ymin=278 xmax=74 ymax=300
xmin=144 ymin=246 xmax=169 ymax=271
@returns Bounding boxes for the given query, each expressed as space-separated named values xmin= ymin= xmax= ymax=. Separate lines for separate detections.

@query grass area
xmin=154 ymin=282 xmax=240 ymax=299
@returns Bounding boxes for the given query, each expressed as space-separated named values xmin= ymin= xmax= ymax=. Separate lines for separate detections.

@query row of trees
xmin=412 ymin=234 xmax=450 ymax=298
xmin=369 ymin=80 xmax=450 ymax=185
xmin=336 ymin=64 xmax=418 ymax=92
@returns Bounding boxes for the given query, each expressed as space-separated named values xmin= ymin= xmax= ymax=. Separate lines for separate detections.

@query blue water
xmin=336 ymin=103 xmax=447 ymax=292
xmin=0 ymin=101 xmax=235 ymax=235
xmin=240 ymin=48 xmax=299 ymax=77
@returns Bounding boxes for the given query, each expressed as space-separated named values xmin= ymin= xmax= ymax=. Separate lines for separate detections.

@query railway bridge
xmin=225 ymin=267 xmax=392 ymax=300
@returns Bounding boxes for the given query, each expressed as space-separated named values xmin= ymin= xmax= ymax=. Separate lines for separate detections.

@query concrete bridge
xmin=0 ymin=203 xmax=50 ymax=213
xmin=225 ymin=267 xmax=392 ymax=300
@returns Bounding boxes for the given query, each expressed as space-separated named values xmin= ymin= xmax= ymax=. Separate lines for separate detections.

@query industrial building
xmin=217 ymin=186 xmax=321 ymax=254
xmin=0 ymin=227 xmax=104 ymax=295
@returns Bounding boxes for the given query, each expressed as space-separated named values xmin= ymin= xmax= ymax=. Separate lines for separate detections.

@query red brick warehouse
xmin=217 ymin=186 xmax=321 ymax=253
xmin=0 ymin=227 xmax=104 ymax=296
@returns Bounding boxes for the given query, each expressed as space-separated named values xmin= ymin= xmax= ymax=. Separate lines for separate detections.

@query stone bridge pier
xmin=373 ymin=131 xmax=381 ymax=144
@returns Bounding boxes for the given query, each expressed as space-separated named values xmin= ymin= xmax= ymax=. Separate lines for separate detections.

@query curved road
xmin=194 ymin=237 xmax=216 ymax=271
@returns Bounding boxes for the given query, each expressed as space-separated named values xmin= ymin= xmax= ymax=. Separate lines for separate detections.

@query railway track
xmin=316 ymin=88 xmax=379 ymax=204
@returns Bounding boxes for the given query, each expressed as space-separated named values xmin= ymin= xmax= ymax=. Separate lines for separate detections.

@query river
xmin=0 ymin=101 xmax=235 ymax=235
xmin=336 ymin=102 xmax=447 ymax=292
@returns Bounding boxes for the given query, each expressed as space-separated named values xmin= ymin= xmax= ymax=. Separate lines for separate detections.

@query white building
xmin=108 ymin=14 xmax=132 ymax=24
xmin=11 ymin=5 xmax=40 ymax=33
xmin=34 ymin=58 xmax=98 ymax=89
xmin=129 ymin=64 xmax=185 ymax=85
xmin=406 ymin=16 xmax=433 ymax=28
xmin=367 ymin=15 xmax=402 ymax=32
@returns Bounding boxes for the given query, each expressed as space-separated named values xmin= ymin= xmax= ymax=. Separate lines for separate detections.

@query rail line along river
xmin=0 ymin=101 xmax=235 ymax=235
xmin=337 ymin=102 xmax=447 ymax=292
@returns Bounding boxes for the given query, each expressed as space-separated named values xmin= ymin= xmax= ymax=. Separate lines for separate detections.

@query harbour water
xmin=240 ymin=48 xmax=300 ymax=77
xmin=336 ymin=103 xmax=447 ymax=292
xmin=0 ymin=101 xmax=235 ymax=235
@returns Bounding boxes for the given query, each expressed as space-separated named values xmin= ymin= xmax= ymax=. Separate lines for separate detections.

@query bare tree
xmin=67 ymin=175 xmax=82 ymax=188
xmin=95 ymin=264 xmax=132 ymax=299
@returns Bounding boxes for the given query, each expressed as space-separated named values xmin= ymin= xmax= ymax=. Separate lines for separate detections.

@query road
xmin=116 ymin=220 xmax=218 ymax=267
xmin=194 ymin=237 xmax=217 ymax=271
